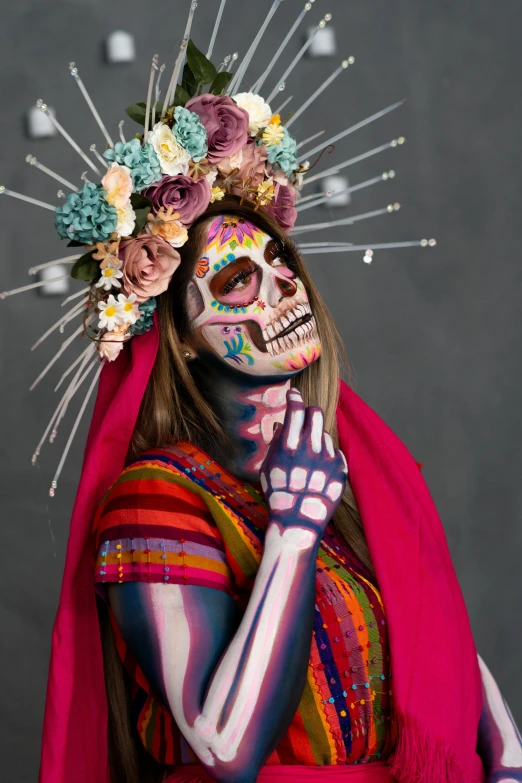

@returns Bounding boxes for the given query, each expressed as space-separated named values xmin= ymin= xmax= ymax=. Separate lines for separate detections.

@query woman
xmin=86 ymin=200 xmax=521 ymax=783
xmin=6 ymin=6 xmax=512 ymax=780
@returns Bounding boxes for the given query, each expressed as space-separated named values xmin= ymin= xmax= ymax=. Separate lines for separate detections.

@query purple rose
xmin=186 ymin=94 xmax=249 ymax=164
xmin=266 ymin=183 xmax=298 ymax=232
xmin=143 ymin=175 xmax=211 ymax=226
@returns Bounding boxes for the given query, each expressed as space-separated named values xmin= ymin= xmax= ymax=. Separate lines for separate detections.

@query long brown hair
xmin=103 ymin=196 xmax=373 ymax=782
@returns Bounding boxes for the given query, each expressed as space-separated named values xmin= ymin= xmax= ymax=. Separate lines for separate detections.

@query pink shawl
xmin=38 ymin=318 xmax=484 ymax=783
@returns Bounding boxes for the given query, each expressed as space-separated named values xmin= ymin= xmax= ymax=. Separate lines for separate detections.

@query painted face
xmin=185 ymin=215 xmax=322 ymax=376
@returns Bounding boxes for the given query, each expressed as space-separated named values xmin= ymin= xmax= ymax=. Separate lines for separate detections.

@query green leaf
xmin=125 ymin=101 xmax=165 ymax=126
xmin=71 ymin=251 xmax=99 ymax=282
xmin=186 ymin=39 xmax=217 ymax=85
xmin=174 ymin=83 xmax=191 ymax=108
xmin=229 ymin=239 xmax=238 ymax=251
xmin=125 ymin=102 xmax=147 ymax=125
xmin=130 ymin=192 xmax=154 ymax=211
xmin=67 ymin=239 xmax=86 ymax=248
xmin=210 ymin=71 xmax=233 ymax=96
xmin=133 ymin=208 xmax=151 ymax=236
xmin=181 ymin=63 xmax=198 ymax=99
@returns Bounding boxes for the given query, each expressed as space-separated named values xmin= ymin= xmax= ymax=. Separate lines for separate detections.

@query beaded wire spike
xmin=0 ymin=0 xmax=436 ymax=496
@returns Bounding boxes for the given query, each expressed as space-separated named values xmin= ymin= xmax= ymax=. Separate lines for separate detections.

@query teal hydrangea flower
xmin=129 ymin=297 xmax=157 ymax=336
xmin=104 ymin=139 xmax=161 ymax=191
xmin=173 ymin=106 xmax=208 ymax=162
xmin=55 ymin=182 xmax=117 ymax=244
xmin=264 ymin=127 xmax=298 ymax=176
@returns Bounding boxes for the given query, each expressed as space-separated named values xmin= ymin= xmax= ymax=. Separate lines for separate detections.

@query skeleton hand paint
xmin=477 ymin=655 xmax=522 ymax=783
xmin=185 ymin=215 xmax=321 ymax=375
xmin=260 ymin=388 xmax=347 ymax=538
xmin=109 ymin=480 xmax=323 ymax=782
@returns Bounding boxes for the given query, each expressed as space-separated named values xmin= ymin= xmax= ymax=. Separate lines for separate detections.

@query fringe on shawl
xmin=389 ymin=711 xmax=466 ymax=783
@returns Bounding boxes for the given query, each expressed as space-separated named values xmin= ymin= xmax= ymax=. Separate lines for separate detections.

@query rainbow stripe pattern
xmin=93 ymin=443 xmax=396 ymax=768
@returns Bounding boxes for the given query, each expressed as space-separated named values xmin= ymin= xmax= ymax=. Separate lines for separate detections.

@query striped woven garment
xmin=92 ymin=442 xmax=396 ymax=768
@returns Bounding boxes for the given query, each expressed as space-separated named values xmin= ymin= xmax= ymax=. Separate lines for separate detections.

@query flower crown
xmin=53 ymin=40 xmax=311 ymax=363
xmin=0 ymin=0 xmax=436 ymax=494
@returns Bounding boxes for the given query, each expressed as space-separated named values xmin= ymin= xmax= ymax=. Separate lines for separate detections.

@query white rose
xmin=148 ymin=122 xmax=190 ymax=176
xmin=115 ymin=202 xmax=136 ymax=238
xmin=233 ymin=93 xmax=273 ymax=135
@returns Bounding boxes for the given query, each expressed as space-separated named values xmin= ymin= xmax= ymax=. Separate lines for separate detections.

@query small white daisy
xmin=97 ymin=294 xmax=124 ymax=331
xmin=117 ymin=292 xmax=140 ymax=326
xmin=95 ymin=260 xmax=123 ymax=292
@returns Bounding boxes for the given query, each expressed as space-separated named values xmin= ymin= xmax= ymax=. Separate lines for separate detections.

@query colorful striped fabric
xmin=92 ymin=443 xmax=396 ymax=769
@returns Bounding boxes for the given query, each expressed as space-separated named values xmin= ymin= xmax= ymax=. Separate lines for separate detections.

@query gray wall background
xmin=0 ymin=1 xmax=520 ymax=780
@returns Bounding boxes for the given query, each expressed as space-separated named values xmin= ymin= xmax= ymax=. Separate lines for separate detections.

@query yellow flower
xmin=262 ymin=124 xmax=285 ymax=147
xmin=256 ymin=179 xmax=275 ymax=206
xmin=210 ymin=187 xmax=226 ymax=203
xmin=269 ymin=114 xmax=281 ymax=126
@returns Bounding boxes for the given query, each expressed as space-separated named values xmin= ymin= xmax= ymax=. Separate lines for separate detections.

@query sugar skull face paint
xmin=185 ymin=215 xmax=322 ymax=376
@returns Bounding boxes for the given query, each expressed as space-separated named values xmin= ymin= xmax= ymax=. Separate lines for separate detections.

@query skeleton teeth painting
xmin=188 ymin=216 xmax=322 ymax=374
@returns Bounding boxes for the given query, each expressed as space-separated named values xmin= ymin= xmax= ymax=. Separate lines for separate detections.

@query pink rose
xmin=186 ymin=94 xmax=249 ymax=164
xmin=118 ymin=235 xmax=181 ymax=303
xmin=143 ymin=175 xmax=211 ymax=226
xmin=230 ymin=139 xmax=268 ymax=196
xmin=265 ymin=183 xmax=298 ymax=232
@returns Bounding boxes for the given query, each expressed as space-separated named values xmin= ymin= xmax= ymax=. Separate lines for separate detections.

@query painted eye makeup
xmin=222 ymin=263 xmax=257 ymax=295
xmin=209 ymin=257 xmax=262 ymax=304
xmin=264 ymin=239 xmax=297 ymax=278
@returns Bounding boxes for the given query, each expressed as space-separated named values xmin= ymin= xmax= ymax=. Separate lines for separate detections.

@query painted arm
xmin=108 ymin=389 xmax=347 ymax=783
xmin=477 ymin=655 xmax=522 ymax=782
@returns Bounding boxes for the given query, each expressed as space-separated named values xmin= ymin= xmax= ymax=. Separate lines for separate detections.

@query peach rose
xmin=217 ymin=149 xmax=244 ymax=176
xmin=98 ymin=328 xmax=130 ymax=362
xmin=118 ymin=234 xmax=181 ymax=303
xmin=146 ymin=207 xmax=189 ymax=248
xmin=101 ymin=163 xmax=133 ymax=209
xmin=151 ymin=219 xmax=188 ymax=247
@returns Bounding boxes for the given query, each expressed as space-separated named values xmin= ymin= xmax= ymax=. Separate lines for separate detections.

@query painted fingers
xmin=260 ymin=389 xmax=348 ymax=536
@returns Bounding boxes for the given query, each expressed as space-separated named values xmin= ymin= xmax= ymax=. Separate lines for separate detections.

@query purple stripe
xmin=98 ymin=523 xmax=222 ymax=549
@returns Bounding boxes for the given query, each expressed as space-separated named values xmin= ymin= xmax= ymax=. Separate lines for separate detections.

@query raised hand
xmin=259 ymin=388 xmax=348 ymax=538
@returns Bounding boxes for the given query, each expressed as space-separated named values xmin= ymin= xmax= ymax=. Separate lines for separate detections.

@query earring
xmin=183 ymin=350 xmax=192 ymax=361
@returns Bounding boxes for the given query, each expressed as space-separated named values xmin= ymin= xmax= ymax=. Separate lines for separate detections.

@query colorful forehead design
xmin=205 ymin=215 xmax=265 ymax=256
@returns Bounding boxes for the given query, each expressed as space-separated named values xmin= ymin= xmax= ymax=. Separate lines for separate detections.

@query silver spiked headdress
xmin=0 ymin=0 xmax=436 ymax=495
